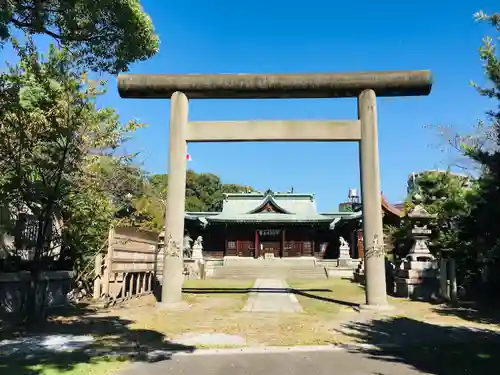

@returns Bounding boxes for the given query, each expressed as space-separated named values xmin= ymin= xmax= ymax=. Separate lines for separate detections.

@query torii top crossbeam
xmin=117 ymin=70 xmax=433 ymax=99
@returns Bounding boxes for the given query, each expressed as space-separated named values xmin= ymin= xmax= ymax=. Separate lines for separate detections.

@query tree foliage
xmin=0 ymin=39 xmax=150 ymax=320
xmin=456 ymin=11 xmax=500 ymax=295
xmin=388 ymin=172 xmax=475 ymax=260
xmin=392 ymin=11 xmax=500 ymax=299
xmin=133 ymin=171 xmax=254 ymax=231
xmin=185 ymin=171 xmax=254 ymax=212
xmin=0 ymin=0 xmax=159 ymax=74
xmin=0 ymin=39 xmax=144 ymax=271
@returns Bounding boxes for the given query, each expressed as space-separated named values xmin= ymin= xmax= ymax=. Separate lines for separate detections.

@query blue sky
xmin=3 ymin=1 xmax=498 ymax=211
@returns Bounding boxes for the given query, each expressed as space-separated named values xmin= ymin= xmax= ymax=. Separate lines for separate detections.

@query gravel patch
xmin=0 ymin=334 xmax=94 ymax=355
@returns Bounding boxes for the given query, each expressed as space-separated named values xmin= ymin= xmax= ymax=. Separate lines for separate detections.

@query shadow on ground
xmin=0 ymin=303 xmax=195 ymax=375
xmin=433 ymin=300 xmax=500 ymax=325
xmin=182 ymin=287 xmax=359 ymax=307
xmin=340 ymin=316 xmax=500 ymax=375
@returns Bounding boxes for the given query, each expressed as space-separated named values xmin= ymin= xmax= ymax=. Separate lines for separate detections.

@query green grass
xmin=182 ymin=278 xmax=365 ymax=316
xmin=287 ymin=278 xmax=365 ymax=315
xmin=182 ymin=279 xmax=255 ymax=306
xmin=0 ymin=354 xmax=128 ymax=375
xmin=286 ymin=279 xmax=436 ymax=317
xmin=183 ymin=279 xmax=254 ymax=289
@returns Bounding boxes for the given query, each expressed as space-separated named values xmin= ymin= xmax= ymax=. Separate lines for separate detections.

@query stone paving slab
xmin=242 ymin=279 xmax=303 ymax=313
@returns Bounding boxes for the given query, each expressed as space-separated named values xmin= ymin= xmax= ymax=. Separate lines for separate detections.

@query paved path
xmin=119 ymin=348 xmax=427 ymax=375
xmin=242 ymin=278 xmax=302 ymax=313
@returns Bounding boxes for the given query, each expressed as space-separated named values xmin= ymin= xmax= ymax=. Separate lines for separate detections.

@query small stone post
xmin=156 ymin=230 xmax=165 ymax=283
xmin=439 ymin=258 xmax=449 ymax=300
xmin=102 ymin=227 xmax=115 ymax=298
xmin=358 ymin=89 xmax=390 ymax=308
xmin=93 ymin=253 xmax=103 ymax=299
xmin=161 ymin=92 xmax=188 ymax=305
xmin=449 ymin=259 xmax=457 ymax=302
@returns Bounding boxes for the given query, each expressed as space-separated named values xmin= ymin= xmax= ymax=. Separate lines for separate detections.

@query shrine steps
xmin=222 ymin=257 xmax=317 ymax=267
xmin=210 ymin=264 xmax=328 ymax=280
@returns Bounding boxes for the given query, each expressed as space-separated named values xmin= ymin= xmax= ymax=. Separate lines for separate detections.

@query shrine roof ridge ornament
xmin=222 ymin=191 xmax=315 ymax=199
xmin=117 ymin=70 xmax=433 ymax=99
xmin=263 ymin=189 xmax=274 ymax=197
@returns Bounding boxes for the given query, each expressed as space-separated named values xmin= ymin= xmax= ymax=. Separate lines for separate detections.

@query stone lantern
xmin=406 ymin=195 xmax=436 ymax=262
xmin=395 ymin=194 xmax=439 ymax=299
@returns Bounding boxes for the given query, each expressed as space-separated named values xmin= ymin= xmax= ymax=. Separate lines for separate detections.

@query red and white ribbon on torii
xmin=186 ymin=147 xmax=192 ymax=161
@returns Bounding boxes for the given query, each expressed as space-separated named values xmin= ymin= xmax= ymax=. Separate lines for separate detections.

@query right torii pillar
xmin=358 ymin=89 xmax=389 ymax=309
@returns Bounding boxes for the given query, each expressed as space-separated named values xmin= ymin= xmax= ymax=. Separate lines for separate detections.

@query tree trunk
xmin=25 ymin=215 xmax=50 ymax=326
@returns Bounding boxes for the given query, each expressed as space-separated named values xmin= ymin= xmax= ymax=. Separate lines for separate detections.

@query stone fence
xmin=0 ymin=270 xmax=73 ymax=317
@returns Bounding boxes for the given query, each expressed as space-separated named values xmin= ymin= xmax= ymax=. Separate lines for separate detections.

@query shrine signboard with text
xmin=258 ymin=229 xmax=280 ymax=237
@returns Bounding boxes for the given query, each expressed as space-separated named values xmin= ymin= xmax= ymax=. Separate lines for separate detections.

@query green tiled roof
xmin=207 ymin=213 xmax=336 ymax=223
xmin=188 ymin=190 xmax=357 ymax=224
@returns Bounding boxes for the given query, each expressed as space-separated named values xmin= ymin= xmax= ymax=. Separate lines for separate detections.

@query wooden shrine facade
xmin=204 ymin=224 xmax=335 ymax=259
xmin=185 ymin=190 xmax=362 ymax=259
xmin=185 ymin=190 xmax=404 ymax=260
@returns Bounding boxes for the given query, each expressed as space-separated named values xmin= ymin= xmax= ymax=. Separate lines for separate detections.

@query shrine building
xmin=184 ymin=189 xmax=403 ymax=261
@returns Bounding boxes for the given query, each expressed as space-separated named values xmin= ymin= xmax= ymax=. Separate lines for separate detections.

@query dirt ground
xmin=90 ymin=278 xmax=500 ymax=347
xmin=3 ymin=278 xmax=500 ymax=375
xmin=107 ymin=279 xmax=337 ymax=346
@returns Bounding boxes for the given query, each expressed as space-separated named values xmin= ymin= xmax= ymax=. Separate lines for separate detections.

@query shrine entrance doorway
xmin=257 ymin=228 xmax=281 ymax=258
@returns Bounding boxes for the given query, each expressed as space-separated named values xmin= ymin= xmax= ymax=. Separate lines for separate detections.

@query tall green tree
xmin=1 ymin=0 xmax=159 ymax=74
xmin=388 ymin=171 xmax=474 ymax=260
xmin=457 ymin=11 xmax=500 ymax=295
xmin=143 ymin=171 xmax=253 ymax=227
xmin=420 ymin=11 xmax=500 ymax=297
xmin=0 ymin=39 xmax=144 ymax=320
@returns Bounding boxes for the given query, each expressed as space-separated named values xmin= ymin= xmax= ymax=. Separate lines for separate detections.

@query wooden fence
xmin=93 ymin=226 xmax=160 ymax=305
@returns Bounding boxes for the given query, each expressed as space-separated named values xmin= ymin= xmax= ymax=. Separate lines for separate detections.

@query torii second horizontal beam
xmin=186 ymin=120 xmax=361 ymax=142
xmin=117 ymin=70 xmax=433 ymax=99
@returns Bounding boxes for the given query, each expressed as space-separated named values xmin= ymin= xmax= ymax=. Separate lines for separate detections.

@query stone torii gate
xmin=117 ymin=71 xmax=433 ymax=309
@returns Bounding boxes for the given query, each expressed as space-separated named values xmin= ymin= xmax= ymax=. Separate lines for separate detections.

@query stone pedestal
xmin=192 ymin=244 xmax=203 ymax=261
xmin=186 ymin=236 xmax=205 ymax=279
xmin=338 ymin=246 xmax=352 ymax=267
xmin=395 ymin=260 xmax=439 ymax=299
xmin=339 ymin=245 xmax=351 ymax=258
xmin=337 ymin=237 xmax=352 ymax=267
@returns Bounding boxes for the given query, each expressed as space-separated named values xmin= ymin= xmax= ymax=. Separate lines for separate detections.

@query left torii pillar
xmin=161 ymin=91 xmax=188 ymax=305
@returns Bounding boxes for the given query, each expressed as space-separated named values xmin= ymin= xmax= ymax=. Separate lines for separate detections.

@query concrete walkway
xmin=242 ymin=278 xmax=303 ymax=313
xmin=119 ymin=348 xmax=426 ymax=375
